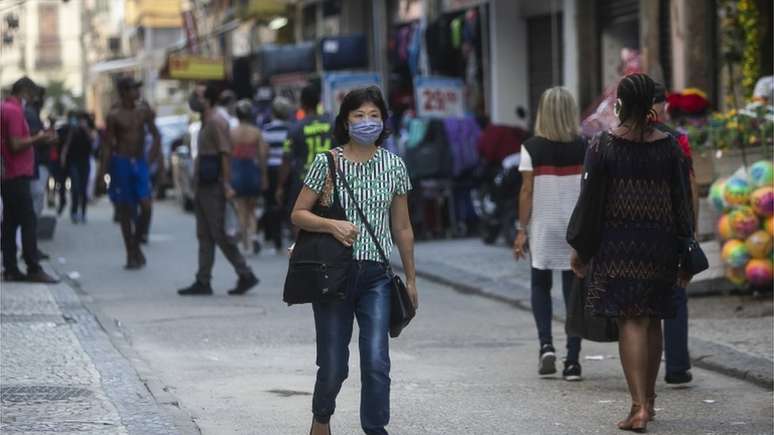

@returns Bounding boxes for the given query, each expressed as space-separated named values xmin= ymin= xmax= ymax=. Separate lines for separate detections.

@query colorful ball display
xmin=725 ymin=266 xmax=748 ymax=287
xmin=748 ymin=160 xmax=774 ymax=188
xmin=722 ymin=239 xmax=751 ymax=268
xmin=724 ymin=177 xmax=753 ymax=206
xmin=745 ymin=259 xmax=773 ymax=286
xmin=765 ymin=216 xmax=774 ymax=236
xmin=745 ymin=230 xmax=773 ymax=259
xmin=708 ymin=178 xmax=728 ymax=212
xmin=750 ymin=186 xmax=774 ymax=217
xmin=728 ymin=206 xmax=760 ymax=239
xmin=717 ymin=214 xmax=735 ymax=240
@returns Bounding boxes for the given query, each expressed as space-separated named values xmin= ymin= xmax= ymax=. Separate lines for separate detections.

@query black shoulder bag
xmin=336 ymin=165 xmax=416 ymax=338
xmin=283 ymin=152 xmax=353 ymax=305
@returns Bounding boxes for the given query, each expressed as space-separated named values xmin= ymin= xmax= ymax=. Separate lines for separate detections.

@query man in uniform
xmin=177 ymin=82 xmax=258 ymax=296
xmin=99 ymin=77 xmax=160 ymax=269
xmin=652 ymin=81 xmax=699 ymax=385
xmin=276 ymin=85 xmax=333 ymax=221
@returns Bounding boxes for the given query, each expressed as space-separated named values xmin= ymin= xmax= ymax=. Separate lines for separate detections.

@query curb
xmin=393 ymin=260 xmax=774 ymax=390
xmin=47 ymin=261 xmax=202 ymax=434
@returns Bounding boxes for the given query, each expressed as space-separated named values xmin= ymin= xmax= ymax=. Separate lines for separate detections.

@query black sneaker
xmin=2 ymin=269 xmax=27 ymax=282
xmin=228 ymin=273 xmax=259 ymax=295
xmin=563 ymin=361 xmax=583 ymax=381
xmin=665 ymin=370 xmax=693 ymax=385
xmin=178 ymin=281 xmax=213 ymax=296
xmin=538 ymin=344 xmax=557 ymax=375
xmin=26 ymin=269 xmax=59 ymax=284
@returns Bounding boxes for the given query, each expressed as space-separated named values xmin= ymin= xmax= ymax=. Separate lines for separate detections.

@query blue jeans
xmin=312 ymin=261 xmax=391 ymax=435
xmin=664 ymin=287 xmax=691 ymax=374
xmin=531 ymin=268 xmax=582 ymax=363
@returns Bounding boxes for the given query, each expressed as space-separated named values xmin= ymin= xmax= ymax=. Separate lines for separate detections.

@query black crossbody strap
xmin=335 ymin=163 xmax=393 ymax=273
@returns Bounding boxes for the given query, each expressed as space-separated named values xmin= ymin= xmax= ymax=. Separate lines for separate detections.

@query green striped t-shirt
xmin=303 ymin=147 xmax=412 ymax=262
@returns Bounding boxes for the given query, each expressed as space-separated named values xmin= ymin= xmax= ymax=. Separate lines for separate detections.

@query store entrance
xmin=527 ymin=13 xmax=564 ymax=116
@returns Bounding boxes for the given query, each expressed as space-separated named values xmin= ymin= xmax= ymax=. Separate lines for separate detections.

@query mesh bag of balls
xmin=710 ymin=160 xmax=774 ymax=288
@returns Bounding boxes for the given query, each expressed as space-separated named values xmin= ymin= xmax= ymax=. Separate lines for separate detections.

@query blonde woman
xmin=513 ymin=87 xmax=586 ymax=380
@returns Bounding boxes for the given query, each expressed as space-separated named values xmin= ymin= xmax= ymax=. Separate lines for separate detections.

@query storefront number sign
xmin=414 ymin=76 xmax=464 ymax=118
xmin=323 ymin=73 xmax=383 ymax=114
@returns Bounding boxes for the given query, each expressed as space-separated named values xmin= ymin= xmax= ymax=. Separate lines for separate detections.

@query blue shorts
xmin=108 ymin=156 xmax=151 ymax=205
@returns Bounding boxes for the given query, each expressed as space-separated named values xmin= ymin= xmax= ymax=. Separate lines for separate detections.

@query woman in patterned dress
xmin=569 ymin=74 xmax=693 ymax=432
xmin=291 ymin=87 xmax=417 ymax=435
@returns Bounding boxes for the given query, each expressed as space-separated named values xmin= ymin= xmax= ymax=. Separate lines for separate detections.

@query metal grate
xmin=1 ymin=385 xmax=93 ymax=403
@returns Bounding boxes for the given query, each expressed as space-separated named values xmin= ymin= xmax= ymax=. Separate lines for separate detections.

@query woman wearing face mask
xmin=291 ymin=87 xmax=417 ymax=435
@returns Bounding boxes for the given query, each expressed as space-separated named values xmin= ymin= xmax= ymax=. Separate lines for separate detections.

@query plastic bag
xmin=225 ymin=201 xmax=240 ymax=239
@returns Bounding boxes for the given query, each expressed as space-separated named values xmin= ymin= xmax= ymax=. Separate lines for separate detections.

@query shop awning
xmin=90 ymin=57 xmax=141 ymax=75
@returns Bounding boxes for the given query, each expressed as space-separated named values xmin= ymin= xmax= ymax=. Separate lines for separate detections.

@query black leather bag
xmin=565 ymin=275 xmax=618 ymax=342
xmin=283 ymin=153 xmax=353 ymax=305
xmin=678 ymin=237 xmax=709 ymax=275
xmin=337 ymin=165 xmax=416 ymax=338
xmin=197 ymin=155 xmax=221 ymax=185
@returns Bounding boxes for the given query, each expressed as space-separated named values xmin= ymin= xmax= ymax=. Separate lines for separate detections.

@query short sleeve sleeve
xmin=394 ymin=157 xmax=412 ymax=195
xmin=518 ymin=146 xmax=533 ymax=172
xmin=303 ymin=153 xmax=329 ymax=194
xmin=4 ymin=105 xmax=27 ymax=140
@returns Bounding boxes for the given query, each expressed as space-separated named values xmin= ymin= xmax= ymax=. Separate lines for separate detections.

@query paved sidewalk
xmin=392 ymin=238 xmax=774 ymax=389
xmin=0 ymin=279 xmax=180 ymax=434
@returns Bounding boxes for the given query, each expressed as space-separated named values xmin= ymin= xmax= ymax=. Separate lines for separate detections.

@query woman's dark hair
xmin=203 ymin=81 xmax=222 ymax=107
xmin=617 ymin=73 xmax=657 ymax=138
xmin=333 ymin=86 xmax=391 ymax=146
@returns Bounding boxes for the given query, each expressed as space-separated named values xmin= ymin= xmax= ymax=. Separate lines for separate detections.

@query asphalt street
xmin=39 ymin=198 xmax=774 ymax=435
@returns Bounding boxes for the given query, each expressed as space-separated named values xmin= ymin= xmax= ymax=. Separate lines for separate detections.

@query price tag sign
xmin=323 ymin=73 xmax=382 ymax=115
xmin=414 ymin=76 xmax=464 ymax=118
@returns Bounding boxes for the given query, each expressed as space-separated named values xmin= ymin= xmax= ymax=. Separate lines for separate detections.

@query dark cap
xmin=116 ymin=76 xmax=143 ymax=92
xmin=653 ymin=81 xmax=667 ymax=103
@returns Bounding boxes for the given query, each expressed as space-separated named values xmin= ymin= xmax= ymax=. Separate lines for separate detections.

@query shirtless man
xmin=99 ymin=77 xmax=160 ymax=269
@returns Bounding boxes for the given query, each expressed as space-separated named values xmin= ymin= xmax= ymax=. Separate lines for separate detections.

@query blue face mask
xmin=348 ymin=119 xmax=383 ymax=145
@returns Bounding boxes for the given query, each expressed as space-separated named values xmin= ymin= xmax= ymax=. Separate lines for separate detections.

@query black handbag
xmin=565 ymin=274 xmax=618 ymax=342
xmin=197 ymin=155 xmax=221 ymax=185
xmin=283 ymin=152 xmax=353 ymax=305
xmin=677 ymin=237 xmax=709 ymax=275
xmin=336 ymin=165 xmax=416 ymax=338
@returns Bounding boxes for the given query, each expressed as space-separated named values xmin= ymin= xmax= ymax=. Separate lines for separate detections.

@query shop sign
xmin=168 ymin=55 xmax=225 ymax=80
xmin=443 ymin=0 xmax=487 ymax=12
xmin=323 ymin=72 xmax=383 ymax=115
xmin=414 ymin=76 xmax=464 ymax=118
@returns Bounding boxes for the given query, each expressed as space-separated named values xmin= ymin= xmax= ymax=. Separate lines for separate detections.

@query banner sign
xmin=414 ymin=76 xmax=464 ymax=118
xmin=168 ymin=55 xmax=225 ymax=80
xmin=323 ymin=72 xmax=383 ymax=114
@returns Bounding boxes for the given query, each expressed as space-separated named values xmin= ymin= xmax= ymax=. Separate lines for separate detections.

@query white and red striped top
xmin=519 ymin=135 xmax=587 ymax=270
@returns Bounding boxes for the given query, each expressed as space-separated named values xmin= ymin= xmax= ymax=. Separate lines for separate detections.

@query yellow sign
xmin=168 ymin=55 xmax=225 ymax=80
xmin=237 ymin=0 xmax=286 ymax=19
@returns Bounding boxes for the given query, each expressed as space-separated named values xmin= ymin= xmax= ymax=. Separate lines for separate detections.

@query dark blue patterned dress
xmin=583 ymin=132 xmax=693 ymax=319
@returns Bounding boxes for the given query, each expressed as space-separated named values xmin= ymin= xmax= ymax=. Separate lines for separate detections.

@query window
xmin=36 ymin=4 xmax=61 ymax=69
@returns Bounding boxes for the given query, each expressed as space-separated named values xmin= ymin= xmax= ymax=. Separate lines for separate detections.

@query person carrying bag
xmin=285 ymin=87 xmax=417 ymax=435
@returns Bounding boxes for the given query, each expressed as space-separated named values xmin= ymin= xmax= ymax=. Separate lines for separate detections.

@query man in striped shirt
xmin=261 ymin=97 xmax=292 ymax=251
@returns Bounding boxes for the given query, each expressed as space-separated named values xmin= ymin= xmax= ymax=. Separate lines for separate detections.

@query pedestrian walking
xmin=292 ymin=87 xmax=417 ymax=435
xmin=567 ymin=73 xmax=694 ymax=432
xmin=0 ymin=76 xmax=59 ymax=283
xmin=24 ymin=84 xmax=52 ymax=260
xmin=260 ymin=97 xmax=293 ymax=252
xmin=230 ymin=99 xmax=269 ymax=254
xmin=513 ymin=86 xmax=586 ymax=381
xmin=61 ymin=111 xmax=93 ymax=223
xmin=277 ymin=85 xmax=333 ymax=235
xmin=177 ymin=83 xmax=258 ymax=296
xmin=651 ymin=81 xmax=699 ymax=385
xmin=99 ymin=77 xmax=161 ymax=269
